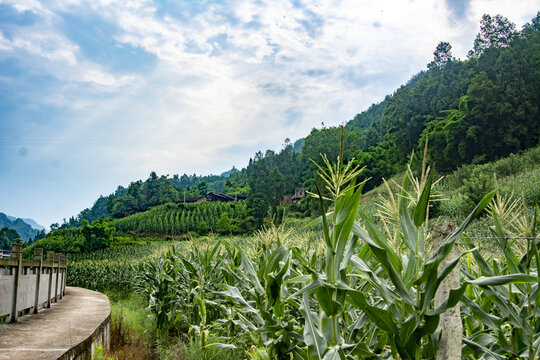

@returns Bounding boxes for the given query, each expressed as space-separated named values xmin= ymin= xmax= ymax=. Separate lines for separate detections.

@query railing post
xmin=47 ymin=251 xmax=54 ymax=308
xmin=54 ymin=253 xmax=60 ymax=303
xmin=62 ymin=255 xmax=67 ymax=296
xmin=59 ymin=255 xmax=66 ymax=300
xmin=10 ymin=243 xmax=23 ymax=323
xmin=33 ymin=248 xmax=43 ymax=314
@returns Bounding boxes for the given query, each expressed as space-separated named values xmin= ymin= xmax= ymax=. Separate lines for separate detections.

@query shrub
xmin=81 ymin=220 xmax=115 ymax=252
xmin=461 ymin=170 xmax=494 ymax=213
xmin=217 ymin=212 xmax=232 ymax=235
xmin=197 ymin=221 xmax=210 ymax=235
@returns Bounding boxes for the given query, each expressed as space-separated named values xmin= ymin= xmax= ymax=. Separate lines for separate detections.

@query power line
xmin=462 ymin=236 xmax=539 ymax=240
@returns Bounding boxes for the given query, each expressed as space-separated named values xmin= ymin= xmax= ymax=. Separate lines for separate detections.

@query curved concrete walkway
xmin=0 ymin=287 xmax=110 ymax=360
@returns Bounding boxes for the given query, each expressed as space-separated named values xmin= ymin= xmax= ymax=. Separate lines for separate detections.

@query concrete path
xmin=0 ymin=287 xmax=110 ymax=360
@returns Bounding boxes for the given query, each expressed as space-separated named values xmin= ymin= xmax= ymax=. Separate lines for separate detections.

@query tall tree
xmin=469 ymin=14 xmax=517 ymax=57
xmin=428 ymin=41 xmax=454 ymax=70
xmin=247 ymin=152 xmax=270 ymax=226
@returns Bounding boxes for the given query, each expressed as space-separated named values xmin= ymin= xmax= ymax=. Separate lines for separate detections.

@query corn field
xmin=67 ymin=242 xmax=180 ymax=292
xmin=109 ymin=201 xmax=249 ymax=235
xmin=129 ymin=155 xmax=539 ymax=359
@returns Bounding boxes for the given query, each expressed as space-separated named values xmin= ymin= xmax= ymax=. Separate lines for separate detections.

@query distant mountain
xmin=292 ymin=138 xmax=305 ymax=153
xmin=6 ymin=215 xmax=45 ymax=231
xmin=220 ymin=167 xmax=237 ymax=178
xmin=0 ymin=213 xmax=40 ymax=242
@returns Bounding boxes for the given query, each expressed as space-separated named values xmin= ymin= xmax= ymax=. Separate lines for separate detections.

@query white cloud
xmin=56 ymin=0 xmax=536 ymax=170
xmin=0 ymin=0 xmax=137 ymax=89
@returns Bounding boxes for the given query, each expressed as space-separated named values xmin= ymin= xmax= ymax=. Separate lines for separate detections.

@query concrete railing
xmin=0 ymin=243 xmax=67 ymax=323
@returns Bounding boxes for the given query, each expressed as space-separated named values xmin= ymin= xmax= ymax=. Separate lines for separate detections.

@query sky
xmin=0 ymin=0 xmax=538 ymax=229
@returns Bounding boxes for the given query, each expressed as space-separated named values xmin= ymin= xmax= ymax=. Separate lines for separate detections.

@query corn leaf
xmin=468 ymin=274 xmax=539 ymax=286
xmin=238 ymin=247 xmax=265 ymax=296
xmin=347 ymin=290 xmax=398 ymax=333
xmin=413 ymin=168 xmax=433 ymax=228
xmin=300 ymin=292 xmax=328 ymax=359
xmin=463 ymin=338 xmax=506 ymax=360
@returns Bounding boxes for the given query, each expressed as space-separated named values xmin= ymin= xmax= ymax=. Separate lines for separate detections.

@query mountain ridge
xmin=0 ymin=212 xmax=42 ymax=241
xmin=6 ymin=215 xmax=45 ymax=231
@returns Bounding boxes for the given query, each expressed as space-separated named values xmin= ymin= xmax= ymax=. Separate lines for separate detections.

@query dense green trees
xmin=80 ymin=220 xmax=114 ymax=252
xmin=244 ymin=12 xmax=539 ymax=223
xmin=421 ymin=17 xmax=540 ymax=171
xmin=247 ymin=144 xmax=307 ymax=225
xmin=347 ymin=12 xmax=540 ymax=183
xmin=0 ymin=227 xmax=20 ymax=249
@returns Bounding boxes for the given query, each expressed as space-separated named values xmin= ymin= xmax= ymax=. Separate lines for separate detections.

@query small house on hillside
xmin=292 ymin=188 xmax=306 ymax=203
xmin=282 ymin=188 xmax=306 ymax=205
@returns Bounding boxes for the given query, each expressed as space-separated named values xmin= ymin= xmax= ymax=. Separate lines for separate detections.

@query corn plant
xmin=134 ymin=254 xmax=182 ymax=333
xmin=217 ymin=235 xmax=306 ymax=358
xmin=134 ymin=243 xmax=238 ymax=357
xmin=299 ymin=137 xmax=540 ymax=359
xmin=461 ymin=208 xmax=539 ymax=359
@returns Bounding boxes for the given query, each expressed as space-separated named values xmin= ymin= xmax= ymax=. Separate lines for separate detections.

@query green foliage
xmin=92 ymin=346 xmax=113 ymax=360
xmin=81 ymin=219 xmax=115 ymax=252
xmin=461 ymin=171 xmax=494 ymax=213
xmin=437 ymin=145 xmax=540 ymax=220
xmin=302 ymin=127 xmax=361 ymax=167
xmin=217 ymin=212 xmax=233 ymax=235
xmin=197 ymin=220 xmax=210 ymax=235
xmin=247 ymin=145 xmax=306 ymax=226
xmin=63 ymin=169 xmax=250 ymax=232
xmin=23 ymin=227 xmax=84 ymax=258
xmin=0 ymin=227 xmax=20 ymax=249
xmin=443 ymin=145 xmax=540 ymax=191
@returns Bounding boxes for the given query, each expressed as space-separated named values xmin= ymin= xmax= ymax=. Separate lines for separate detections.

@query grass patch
xmin=105 ymin=291 xmax=156 ymax=360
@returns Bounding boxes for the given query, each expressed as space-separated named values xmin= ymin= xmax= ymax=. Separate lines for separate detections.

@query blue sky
xmin=0 ymin=0 xmax=538 ymax=228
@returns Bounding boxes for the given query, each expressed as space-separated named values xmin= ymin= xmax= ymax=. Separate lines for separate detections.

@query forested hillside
xmin=246 ymin=12 xmax=540 ymax=224
xmin=346 ymin=13 xmax=540 ymax=174
xmin=59 ymin=168 xmax=249 ymax=229
xmin=61 ymin=12 xmax=539 ymax=231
